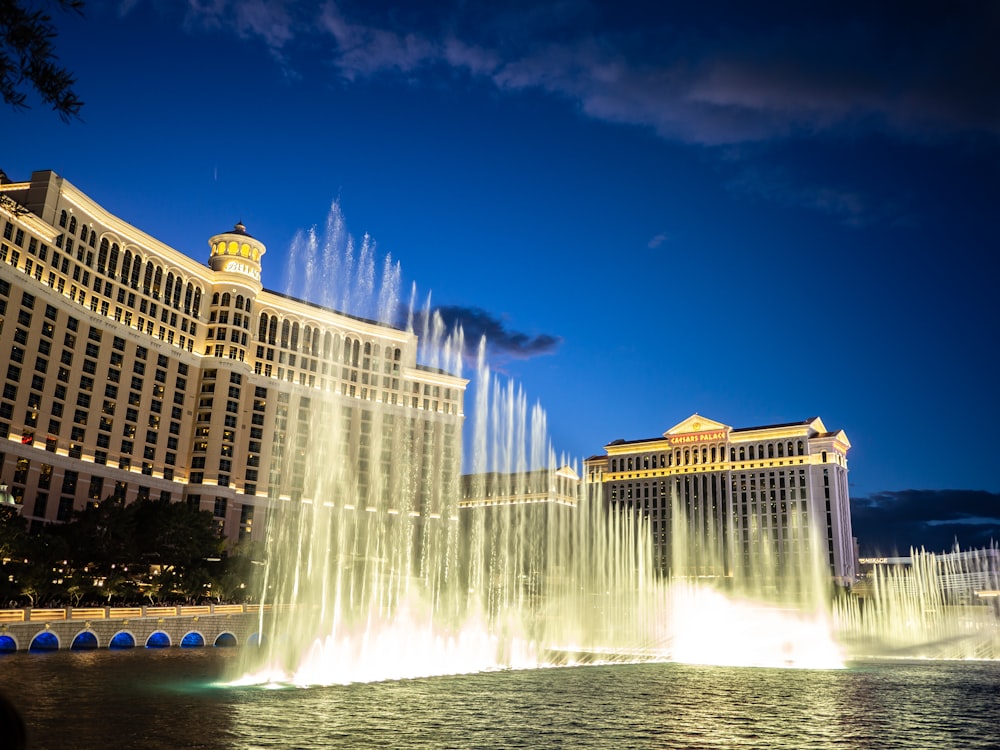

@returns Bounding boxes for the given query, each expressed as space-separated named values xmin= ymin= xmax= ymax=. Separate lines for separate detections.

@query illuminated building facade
xmin=584 ymin=414 xmax=856 ymax=585
xmin=0 ymin=170 xmax=465 ymax=542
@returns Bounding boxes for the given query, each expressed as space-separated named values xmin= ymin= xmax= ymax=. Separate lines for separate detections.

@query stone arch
xmin=0 ymin=634 xmax=18 ymax=651
xmin=29 ymin=631 xmax=60 ymax=651
xmin=145 ymin=631 xmax=171 ymax=648
xmin=214 ymin=632 xmax=238 ymax=648
xmin=244 ymin=632 xmax=262 ymax=648
xmin=71 ymin=631 xmax=99 ymax=650
xmin=180 ymin=631 xmax=205 ymax=648
xmin=110 ymin=631 xmax=136 ymax=649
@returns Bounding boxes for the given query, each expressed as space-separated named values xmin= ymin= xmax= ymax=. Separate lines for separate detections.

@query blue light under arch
xmin=0 ymin=635 xmax=17 ymax=651
xmin=146 ymin=631 xmax=171 ymax=648
xmin=71 ymin=631 xmax=99 ymax=650
xmin=215 ymin=632 xmax=238 ymax=647
xmin=29 ymin=632 xmax=59 ymax=651
xmin=110 ymin=631 xmax=136 ymax=649
xmin=181 ymin=631 xmax=205 ymax=648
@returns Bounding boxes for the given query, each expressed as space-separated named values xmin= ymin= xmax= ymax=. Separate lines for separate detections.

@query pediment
xmin=664 ymin=414 xmax=730 ymax=437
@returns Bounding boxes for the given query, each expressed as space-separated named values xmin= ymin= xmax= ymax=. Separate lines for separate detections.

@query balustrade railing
xmin=0 ymin=603 xmax=275 ymax=623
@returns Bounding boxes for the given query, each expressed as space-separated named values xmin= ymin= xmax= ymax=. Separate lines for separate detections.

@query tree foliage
xmin=0 ymin=0 xmax=83 ymax=120
xmin=0 ymin=496 xmax=251 ymax=607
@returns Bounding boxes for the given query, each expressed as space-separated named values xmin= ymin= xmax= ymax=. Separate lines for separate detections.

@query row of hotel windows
xmin=8 ymin=215 xmax=458 ymax=415
xmin=2 ymin=448 xmax=173 ymax=523
xmin=609 ymin=440 xmax=812 ymax=472
xmin=609 ymin=470 xmax=812 ymax=507
xmin=0 ymin=281 xmax=189 ymax=475
xmin=2 ymin=236 xmax=203 ymax=352
xmin=11 ymin=213 xmax=421 ymax=365
xmin=5 ymin=237 xmax=397 ymax=391
xmin=8 ymin=216 xmax=420 ymax=388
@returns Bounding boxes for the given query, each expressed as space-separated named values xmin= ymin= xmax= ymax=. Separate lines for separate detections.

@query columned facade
xmin=584 ymin=414 xmax=855 ymax=585
xmin=0 ymin=170 xmax=465 ymax=543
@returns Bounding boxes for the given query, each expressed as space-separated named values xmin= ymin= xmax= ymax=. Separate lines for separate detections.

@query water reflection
xmin=5 ymin=650 xmax=1000 ymax=750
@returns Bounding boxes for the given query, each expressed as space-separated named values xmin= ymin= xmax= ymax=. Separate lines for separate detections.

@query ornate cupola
xmin=208 ymin=221 xmax=266 ymax=293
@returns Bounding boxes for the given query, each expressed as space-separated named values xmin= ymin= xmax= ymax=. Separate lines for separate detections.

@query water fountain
xmin=235 ymin=203 xmax=670 ymax=686
xmin=236 ymin=201 xmax=996 ymax=687
xmin=833 ymin=545 xmax=1000 ymax=659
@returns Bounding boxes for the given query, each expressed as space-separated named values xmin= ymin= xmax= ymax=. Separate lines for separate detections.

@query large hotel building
xmin=1 ymin=168 xmax=856 ymax=589
xmin=0 ymin=170 xmax=465 ymax=542
xmin=584 ymin=414 xmax=856 ymax=585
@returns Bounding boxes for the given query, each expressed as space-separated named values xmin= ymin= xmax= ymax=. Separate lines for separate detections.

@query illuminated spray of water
xmin=236 ymin=199 xmax=864 ymax=686
xmin=833 ymin=545 xmax=1000 ymax=660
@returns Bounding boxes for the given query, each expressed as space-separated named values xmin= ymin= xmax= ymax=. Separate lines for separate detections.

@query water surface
xmin=3 ymin=650 xmax=998 ymax=749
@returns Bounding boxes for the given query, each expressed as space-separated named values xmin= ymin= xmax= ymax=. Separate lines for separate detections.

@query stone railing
xmin=0 ymin=603 xmax=272 ymax=623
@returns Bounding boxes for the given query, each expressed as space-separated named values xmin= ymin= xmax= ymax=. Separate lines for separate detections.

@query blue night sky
xmin=2 ymin=1 xmax=998 ymax=552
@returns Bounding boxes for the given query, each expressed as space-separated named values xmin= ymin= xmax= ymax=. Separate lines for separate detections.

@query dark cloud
xmin=410 ymin=305 xmax=562 ymax=362
xmin=852 ymin=489 xmax=1000 ymax=556
xmin=174 ymin=0 xmax=1000 ymax=144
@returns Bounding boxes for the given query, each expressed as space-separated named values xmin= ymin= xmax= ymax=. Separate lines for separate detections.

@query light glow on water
xmin=668 ymin=584 xmax=844 ymax=670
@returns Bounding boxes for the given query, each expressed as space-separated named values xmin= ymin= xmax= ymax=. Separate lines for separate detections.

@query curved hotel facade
xmin=585 ymin=414 xmax=856 ymax=585
xmin=0 ymin=170 xmax=465 ymax=542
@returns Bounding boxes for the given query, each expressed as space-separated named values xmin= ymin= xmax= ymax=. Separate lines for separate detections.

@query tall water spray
xmin=236 ymin=202 xmax=666 ymax=686
xmin=237 ymin=200 xmax=997 ymax=684
xmin=833 ymin=545 xmax=1000 ymax=659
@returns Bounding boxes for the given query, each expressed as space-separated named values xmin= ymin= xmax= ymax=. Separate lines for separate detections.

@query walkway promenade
xmin=0 ymin=603 xmax=277 ymax=651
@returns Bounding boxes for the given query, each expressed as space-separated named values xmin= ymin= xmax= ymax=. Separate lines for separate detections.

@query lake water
xmin=2 ymin=649 xmax=999 ymax=749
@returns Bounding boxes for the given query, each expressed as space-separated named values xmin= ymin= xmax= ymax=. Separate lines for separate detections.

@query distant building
xmin=857 ymin=547 xmax=1000 ymax=606
xmin=0 ymin=170 xmax=465 ymax=542
xmin=584 ymin=414 xmax=856 ymax=585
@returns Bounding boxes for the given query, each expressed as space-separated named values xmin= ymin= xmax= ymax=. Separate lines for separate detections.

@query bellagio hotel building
xmin=0 ymin=170 xmax=465 ymax=542
xmin=584 ymin=414 xmax=856 ymax=585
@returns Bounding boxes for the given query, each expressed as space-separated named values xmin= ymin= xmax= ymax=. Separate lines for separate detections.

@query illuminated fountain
xmin=237 ymin=200 xmax=1000 ymax=686
xmin=833 ymin=545 xmax=1000 ymax=659
xmin=237 ymin=344 xmax=669 ymax=685
xmin=660 ymin=497 xmax=845 ymax=669
xmin=236 ymin=204 xmax=668 ymax=686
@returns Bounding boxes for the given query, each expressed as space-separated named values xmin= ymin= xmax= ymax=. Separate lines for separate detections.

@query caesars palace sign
xmin=668 ymin=429 xmax=727 ymax=445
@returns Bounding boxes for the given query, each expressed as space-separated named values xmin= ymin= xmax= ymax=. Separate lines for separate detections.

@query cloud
xmin=183 ymin=0 xmax=297 ymax=56
xmin=317 ymin=2 xmax=436 ymax=80
xmin=412 ymin=304 xmax=562 ymax=362
xmin=852 ymin=489 xmax=1000 ymax=556
xmin=155 ymin=1 xmax=1000 ymax=145
xmin=647 ymin=232 xmax=668 ymax=249
xmin=727 ymin=165 xmax=874 ymax=227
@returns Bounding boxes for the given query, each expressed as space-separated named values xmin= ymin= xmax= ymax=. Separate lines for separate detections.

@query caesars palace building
xmin=584 ymin=414 xmax=856 ymax=585
xmin=0 ymin=170 xmax=465 ymax=542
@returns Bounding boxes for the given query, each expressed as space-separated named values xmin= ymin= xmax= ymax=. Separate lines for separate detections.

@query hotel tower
xmin=585 ymin=414 xmax=856 ymax=585
xmin=0 ymin=170 xmax=465 ymax=543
